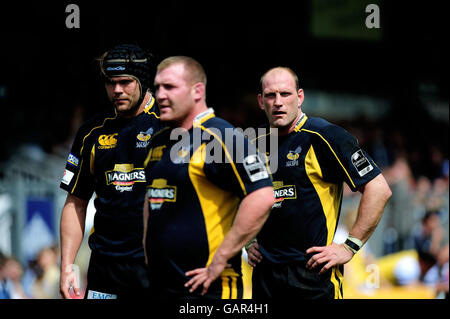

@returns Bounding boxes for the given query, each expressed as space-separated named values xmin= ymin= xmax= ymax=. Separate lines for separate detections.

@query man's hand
xmin=184 ymin=259 xmax=230 ymax=296
xmin=60 ymin=265 xmax=81 ymax=299
xmin=306 ymin=243 xmax=354 ymax=275
xmin=247 ymin=242 xmax=263 ymax=267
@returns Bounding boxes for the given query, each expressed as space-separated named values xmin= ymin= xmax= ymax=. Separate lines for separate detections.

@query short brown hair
xmin=260 ymin=67 xmax=300 ymax=92
xmin=157 ymin=56 xmax=207 ymax=86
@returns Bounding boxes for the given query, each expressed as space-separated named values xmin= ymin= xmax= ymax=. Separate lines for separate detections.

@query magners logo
xmin=105 ymin=164 xmax=145 ymax=192
xmin=147 ymin=178 xmax=177 ymax=210
xmin=272 ymin=181 xmax=297 ymax=208
xmin=98 ymin=133 xmax=118 ymax=149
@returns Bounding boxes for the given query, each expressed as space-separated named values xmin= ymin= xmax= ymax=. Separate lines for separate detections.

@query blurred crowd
xmin=333 ymin=118 xmax=449 ymax=299
xmin=1 ymin=245 xmax=61 ymax=299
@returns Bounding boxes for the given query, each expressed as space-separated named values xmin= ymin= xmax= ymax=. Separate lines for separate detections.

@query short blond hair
xmin=157 ymin=56 xmax=207 ymax=86
xmin=260 ymin=67 xmax=300 ymax=92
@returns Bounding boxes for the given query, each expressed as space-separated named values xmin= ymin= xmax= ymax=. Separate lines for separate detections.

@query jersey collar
xmin=144 ymin=93 xmax=155 ymax=113
xmin=293 ymin=113 xmax=308 ymax=132
xmin=193 ymin=108 xmax=215 ymax=126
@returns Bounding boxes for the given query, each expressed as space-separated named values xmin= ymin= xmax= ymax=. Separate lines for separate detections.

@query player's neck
xmin=136 ymin=92 xmax=151 ymax=115
xmin=116 ymin=92 xmax=151 ymax=119
xmin=273 ymin=112 xmax=303 ymax=136
xmin=177 ymin=103 xmax=208 ymax=130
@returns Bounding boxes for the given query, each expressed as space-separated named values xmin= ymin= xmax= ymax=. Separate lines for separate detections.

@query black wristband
xmin=344 ymin=238 xmax=360 ymax=253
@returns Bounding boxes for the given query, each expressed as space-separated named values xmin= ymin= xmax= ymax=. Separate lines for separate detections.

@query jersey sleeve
xmin=314 ymin=124 xmax=381 ymax=192
xmin=59 ymin=123 xmax=95 ymax=200
xmin=202 ymin=127 xmax=273 ymax=198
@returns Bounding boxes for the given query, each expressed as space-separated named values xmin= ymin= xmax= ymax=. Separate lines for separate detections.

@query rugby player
xmin=247 ymin=67 xmax=392 ymax=299
xmin=142 ymin=56 xmax=275 ymax=299
xmin=59 ymin=44 xmax=162 ymax=299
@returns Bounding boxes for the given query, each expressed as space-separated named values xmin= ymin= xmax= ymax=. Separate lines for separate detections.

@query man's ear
xmin=297 ymin=89 xmax=304 ymax=108
xmin=192 ymin=82 xmax=205 ymax=101
xmin=257 ymin=93 xmax=265 ymax=110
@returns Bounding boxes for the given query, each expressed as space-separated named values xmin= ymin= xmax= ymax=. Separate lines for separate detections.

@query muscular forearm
xmin=211 ymin=186 xmax=274 ymax=266
xmin=60 ymin=194 xmax=88 ymax=269
xmin=350 ymin=174 xmax=392 ymax=243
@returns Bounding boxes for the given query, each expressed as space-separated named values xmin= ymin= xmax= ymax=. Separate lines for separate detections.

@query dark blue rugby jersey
xmin=252 ymin=114 xmax=381 ymax=264
xmin=60 ymin=97 xmax=162 ymax=258
xmin=144 ymin=108 xmax=273 ymax=293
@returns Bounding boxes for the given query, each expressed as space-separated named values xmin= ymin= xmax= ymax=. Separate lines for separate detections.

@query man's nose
xmin=113 ymin=83 xmax=123 ymax=94
xmin=156 ymin=88 xmax=165 ymax=101
xmin=274 ymin=93 xmax=282 ymax=106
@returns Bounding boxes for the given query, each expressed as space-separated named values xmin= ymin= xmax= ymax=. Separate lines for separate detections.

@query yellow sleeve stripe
xmin=90 ymin=145 xmax=95 ymax=175
xmin=201 ymin=126 xmax=247 ymax=196
xmin=301 ymin=128 xmax=356 ymax=189
xmin=71 ymin=114 xmax=117 ymax=193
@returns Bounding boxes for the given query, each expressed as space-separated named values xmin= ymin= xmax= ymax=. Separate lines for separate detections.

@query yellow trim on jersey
xmin=250 ymin=130 xmax=270 ymax=144
xmin=143 ymin=96 xmax=160 ymax=118
xmin=304 ymin=145 xmax=342 ymax=246
xmin=241 ymin=255 xmax=252 ymax=299
xmin=188 ymin=143 xmax=241 ymax=269
xmin=250 ymin=113 xmax=308 ymax=143
xmin=200 ymin=126 xmax=247 ymax=196
xmin=71 ymin=114 xmax=118 ymax=193
xmin=293 ymin=114 xmax=308 ymax=132
xmin=221 ymin=276 xmax=231 ymax=299
xmin=193 ymin=111 xmax=215 ymax=127
xmin=305 ymin=145 xmax=343 ymax=298
xmin=143 ymin=127 xmax=171 ymax=168
xmin=220 ymin=275 xmax=239 ymax=299
xmin=90 ymin=145 xmax=95 ymax=175
xmin=230 ymin=276 xmax=238 ymax=299
xmin=301 ymin=128 xmax=356 ymax=189
xmin=331 ymin=267 xmax=343 ymax=299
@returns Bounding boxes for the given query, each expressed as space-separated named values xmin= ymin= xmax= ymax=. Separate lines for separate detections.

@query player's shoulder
xmin=77 ymin=109 xmax=117 ymax=134
xmin=302 ymin=116 xmax=353 ymax=142
xmin=201 ymin=115 xmax=235 ymax=135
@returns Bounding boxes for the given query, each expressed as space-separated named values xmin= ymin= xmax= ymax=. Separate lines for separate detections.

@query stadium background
xmin=0 ymin=1 xmax=447 ymax=299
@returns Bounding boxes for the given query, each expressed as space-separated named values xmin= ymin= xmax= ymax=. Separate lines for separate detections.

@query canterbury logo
xmin=98 ymin=134 xmax=118 ymax=149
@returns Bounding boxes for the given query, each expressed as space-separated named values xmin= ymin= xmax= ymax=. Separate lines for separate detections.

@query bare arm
xmin=306 ymin=173 xmax=392 ymax=274
xmin=185 ymin=186 xmax=275 ymax=295
xmin=59 ymin=194 xmax=88 ymax=298
xmin=348 ymin=173 xmax=392 ymax=243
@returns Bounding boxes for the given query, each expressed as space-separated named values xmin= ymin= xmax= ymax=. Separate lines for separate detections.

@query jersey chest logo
xmin=286 ymin=146 xmax=302 ymax=167
xmin=136 ymin=127 xmax=153 ymax=148
xmin=105 ymin=164 xmax=145 ymax=192
xmin=147 ymin=178 xmax=177 ymax=210
xmin=272 ymin=181 xmax=297 ymax=208
xmin=98 ymin=133 xmax=118 ymax=149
